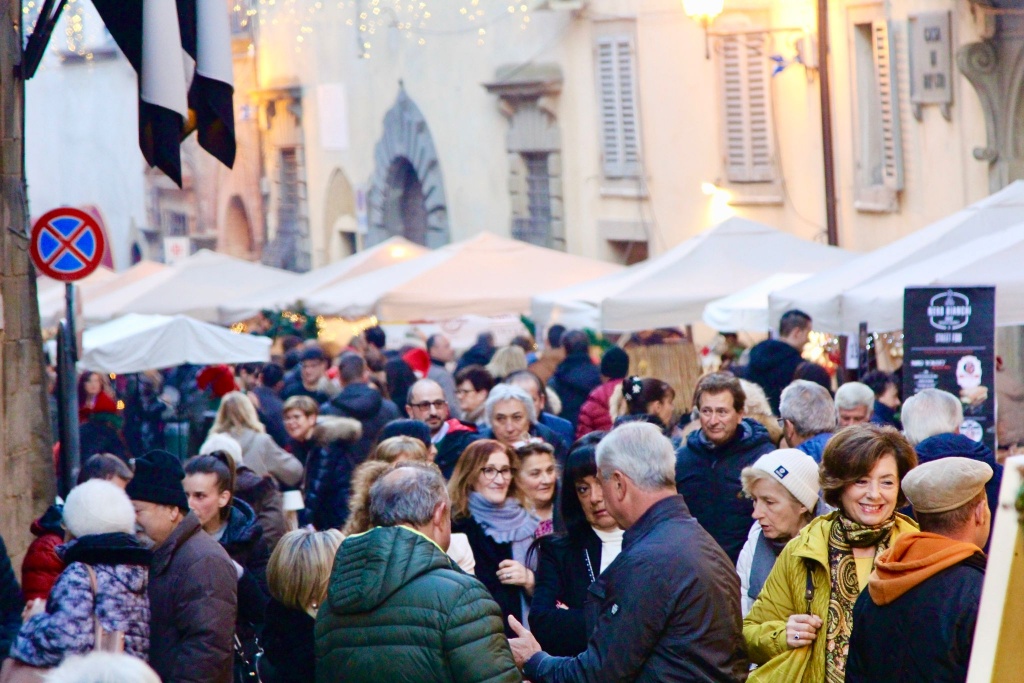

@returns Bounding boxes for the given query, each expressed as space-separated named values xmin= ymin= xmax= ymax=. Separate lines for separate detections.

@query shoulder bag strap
xmin=803 ymin=559 xmax=815 ymax=615
xmin=84 ymin=565 xmax=125 ymax=654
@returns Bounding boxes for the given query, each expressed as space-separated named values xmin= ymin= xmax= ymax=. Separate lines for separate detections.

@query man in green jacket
xmin=315 ymin=462 xmax=521 ymax=683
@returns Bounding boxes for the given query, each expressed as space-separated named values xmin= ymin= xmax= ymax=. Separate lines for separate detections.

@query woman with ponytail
xmin=614 ymin=376 xmax=678 ymax=438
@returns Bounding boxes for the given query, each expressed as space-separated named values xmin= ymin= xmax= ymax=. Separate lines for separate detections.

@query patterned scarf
xmin=824 ymin=513 xmax=896 ymax=682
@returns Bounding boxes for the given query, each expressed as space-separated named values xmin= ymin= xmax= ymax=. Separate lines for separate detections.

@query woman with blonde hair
xmin=369 ymin=435 xmax=429 ymax=464
xmin=209 ymin=391 xmax=303 ymax=488
xmin=485 ymin=346 xmax=528 ymax=383
xmin=259 ymin=529 xmax=344 ymax=683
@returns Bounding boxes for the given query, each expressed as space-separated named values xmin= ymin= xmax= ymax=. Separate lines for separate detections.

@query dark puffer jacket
xmin=21 ymin=504 xmax=65 ymax=602
xmin=234 ymin=467 xmax=287 ymax=551
xmin=742 ymin=339 xmax=804 ymax=413
xmin=675 ymin=418 xmax=776 ymax=563
xmin=10 ymin=533 xmax=151 ymax=667
xmin=523 ymin=496 xmax=749 ymax=682
xmin=259 ymin=598 xmax=316 ymax=683
xmin=548 ymin=353 xmax=602 ymax=428
xmin=217 ymin=501 xmax=271 ymax=634
xmin=148 ymin=512 xmax=237 ymax=683
xmin=315 ymin=525 xmax=521 ymax=683
xmin=303 ymin=416 xmax=363 ymax=530
xmin=319 ymin=383 xmax=400 ymax=456
xmin=434 ymin=419 xmax=481 ymax=479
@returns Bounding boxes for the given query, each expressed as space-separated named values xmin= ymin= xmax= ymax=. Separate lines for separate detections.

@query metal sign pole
xmin=57 ymin=286 xmax=80 ymax=496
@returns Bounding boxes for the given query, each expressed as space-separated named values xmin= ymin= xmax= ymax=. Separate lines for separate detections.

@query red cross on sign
xmin=30 ymin=207 xmax=107 ymax=282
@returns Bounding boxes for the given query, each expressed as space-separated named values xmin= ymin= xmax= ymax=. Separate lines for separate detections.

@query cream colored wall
xmin=248 ymin=0 xmax=997 ymax=268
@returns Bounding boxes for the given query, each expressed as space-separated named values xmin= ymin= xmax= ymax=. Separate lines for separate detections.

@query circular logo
xmin=960 ymin=419 xmax=983 ymax=443
xmin=928 ymin=290 xmax=972 ymax=331
xmin=29 ymin=207 xmax=106 ymax=282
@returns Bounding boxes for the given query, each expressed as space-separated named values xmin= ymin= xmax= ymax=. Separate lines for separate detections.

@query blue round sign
xmin=30 ymin=207 xmax=106 ymax=282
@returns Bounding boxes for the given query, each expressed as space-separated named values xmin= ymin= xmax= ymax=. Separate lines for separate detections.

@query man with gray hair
xmin=508 ymin=422 xmax=749 ymax=681
xmin=315 ymin=462 xmax=520 ymax=683
xmin=779 ymin=379 xmax=837 ymax=462
xmin=480 ymin=383 xmax=567 ymax=462
xmin=902 ymin=388 xmax=1002 ymax=528
xmin=834 ymin=381 xmax=876 ymax=427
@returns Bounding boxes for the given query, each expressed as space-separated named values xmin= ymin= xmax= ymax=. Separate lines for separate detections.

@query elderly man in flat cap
xmin=846 ymin=457 xmax=993 ymax=683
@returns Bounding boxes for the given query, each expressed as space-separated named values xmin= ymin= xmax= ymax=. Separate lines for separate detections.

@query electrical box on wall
xmin=795 ymin=31 xmax=818 ymax=70
xmin=908 ymin=11 xmax=953 ymax=121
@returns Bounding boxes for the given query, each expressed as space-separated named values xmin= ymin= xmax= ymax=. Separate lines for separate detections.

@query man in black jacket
xmin=847 ymin=457 xmax=992 ymax=683
xmin=509 ymin=422 xmax=749 ymax=682
xmin=320 ymin=353 xmax=400 ymax=459
xmin=548 ymin=330 xmax=601 ymax=428
xmin=406 ymin=378 xmax=480 ymax=478
xmin=743 ymin=309 xmax=812 ymax=413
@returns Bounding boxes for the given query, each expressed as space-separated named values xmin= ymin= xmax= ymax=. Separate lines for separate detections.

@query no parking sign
xmin=29 ymin=207 xmax=107 ymax=282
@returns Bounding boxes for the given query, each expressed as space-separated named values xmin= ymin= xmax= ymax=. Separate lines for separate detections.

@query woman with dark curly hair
xmin=742 ymin=424 xmax=919 ymax=682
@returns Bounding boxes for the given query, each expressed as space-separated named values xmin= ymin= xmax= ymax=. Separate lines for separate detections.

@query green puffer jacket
xmin=315 ymin=526 xmax=522 ymax=683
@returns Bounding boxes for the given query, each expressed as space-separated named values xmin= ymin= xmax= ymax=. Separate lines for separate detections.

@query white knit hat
xmin=748 ymin=449 xmax=820 ymax=511
xmin=63 ymin=479 xmax=137 ymax=538
xmin=200 ymin=433 xmax=243 ymax=467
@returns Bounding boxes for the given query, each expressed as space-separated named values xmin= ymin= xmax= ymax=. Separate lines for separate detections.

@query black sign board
xmin=903 ymin=286 xmax=996 ymax=451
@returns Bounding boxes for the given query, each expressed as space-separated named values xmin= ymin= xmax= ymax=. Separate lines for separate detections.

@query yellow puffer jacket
xmin=742 ymin=511 xmax=918 ymax=682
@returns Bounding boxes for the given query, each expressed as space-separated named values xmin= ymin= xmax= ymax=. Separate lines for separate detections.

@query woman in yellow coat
xmin=743 ymin=424 xmax=919 ymax=682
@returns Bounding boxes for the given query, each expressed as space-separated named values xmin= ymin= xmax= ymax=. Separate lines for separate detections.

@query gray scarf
xmin=467 ymin=492 xmax=539 ymax=568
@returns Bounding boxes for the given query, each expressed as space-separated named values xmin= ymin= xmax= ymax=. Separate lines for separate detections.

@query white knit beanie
xmin=200 ymin=433 xmax=243 ymax=467
xmin=63 ymin=479 xmax=137 ymax=538
xmin=749 ymin=449 xmax=820 ymax=511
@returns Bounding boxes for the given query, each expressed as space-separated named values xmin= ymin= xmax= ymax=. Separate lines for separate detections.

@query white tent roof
xmin=769 ymin=180 xmax=1024 ymax=335
xmin=88 ymin=250 xmax=299 ymax=323
xmin=217 ymin=236 xmax=429 ymax=323
xmin=702 ymin=273 xmax=813 ymax=332
xmin=39 ymin=261 xmax=167 ymax=327
xmin=838 ymin=223 xmax=1024 ymax=330
xmin=304 ymin=232 xmax=623 ymax=321
xmin=533 ymin=217 xmax=854 ymax=332
xmin=80 ymin=314 xmax=272 ymax=374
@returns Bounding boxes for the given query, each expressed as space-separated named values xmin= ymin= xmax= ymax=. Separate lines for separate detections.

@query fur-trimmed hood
xmin=313 ymin=416 xmax=363 ymax=446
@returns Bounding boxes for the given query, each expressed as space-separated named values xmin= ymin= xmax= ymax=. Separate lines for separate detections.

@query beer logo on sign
xmin=927 ymin=290 xmax=972 ymax=331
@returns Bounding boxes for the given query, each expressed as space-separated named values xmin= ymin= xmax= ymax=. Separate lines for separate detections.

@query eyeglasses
xmin=409 ymin=400 xmax=447 ymax=411
xmin=480 ymin=466 xmax=515 ymax=481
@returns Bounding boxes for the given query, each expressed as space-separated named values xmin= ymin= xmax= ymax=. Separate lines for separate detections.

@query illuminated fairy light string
xmin=235 ymin=0 xmax=533 ymax=56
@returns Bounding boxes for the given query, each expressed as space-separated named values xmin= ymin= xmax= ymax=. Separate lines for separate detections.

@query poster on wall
xmin=903 ymin=286 xmax=996 ymax=451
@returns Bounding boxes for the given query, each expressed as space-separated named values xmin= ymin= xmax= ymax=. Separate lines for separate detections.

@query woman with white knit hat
xmin=7 ymin=479 xmax=151 ymax=671
xmin=736 ymin=449 xmax=822 ymax=615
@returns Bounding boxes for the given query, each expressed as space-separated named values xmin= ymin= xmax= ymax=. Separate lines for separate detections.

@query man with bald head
xmin=406 ymin=379 xmax=480 ymax=478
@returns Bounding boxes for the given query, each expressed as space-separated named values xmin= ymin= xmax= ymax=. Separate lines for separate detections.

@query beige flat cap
xmin=902 ymin=457 xmax=993 ymax=514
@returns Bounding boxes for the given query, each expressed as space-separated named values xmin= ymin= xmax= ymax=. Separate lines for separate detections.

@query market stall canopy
xmin=80 ymin=313 xmax=272 ymax=374
xmin=39 ymin=261 xmax=166 ymax=328
xmin=217 ymin=236 xmax=429 ymax=323
xmin=769 ymin=180 xmax=1024 ymax=335
xmin=303 ymin=232 xmax=623 ymax=321
xmin=533 ymin=218 xmax=854 ymax=333
xmin=702 ymin=273 xmax=813 ymax=332
xmin=839 ymin=223 xmax=1024 ymax=330
xmin=88 ymin=250 xmax=299 ymax=323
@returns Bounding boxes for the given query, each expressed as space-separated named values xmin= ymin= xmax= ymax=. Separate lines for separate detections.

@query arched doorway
xmin=367 ymin=86 xmax=449 ymax=247
xmin=323 ymin=169 xmax=358 ymax=261
xmin=222 ymin=196 xmax=253 ymax=259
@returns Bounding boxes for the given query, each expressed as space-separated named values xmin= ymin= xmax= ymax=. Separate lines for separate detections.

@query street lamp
xmin=682 ymin=0 xmax=725 ymax=58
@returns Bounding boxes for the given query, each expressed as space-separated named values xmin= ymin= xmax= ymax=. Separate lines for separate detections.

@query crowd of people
xmin=0 ymin=314 xmax=1007 ymax=682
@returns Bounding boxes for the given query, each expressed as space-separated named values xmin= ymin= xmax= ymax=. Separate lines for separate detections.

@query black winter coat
xmin=530 ymin=527 xmax=602 ymax=657
xmin=217 ymin=501 xmax=271 ymax=635
xmin=148 ymin=512 xmax=237 ymax=683
xmin=742 ymin=339 xmax=804 ymax=413
xmin=675 ymin=419 xmax=776 ymax=563
xmin=451 ymin=515 xmax=526 ymax=637
xmin=846 ymin=554 xmax=986 ymax=683
xmin=548 ymin=353 xmax=602 ymax=428
xmin=259 ymin=598 xmax=315 ymax=683
xmin=0 ymin=534 xmax=23 ymax=660
xmin=523 ymin=496 xmax=749 ymax=682
xmin=234 ymin=467 xmax=287 ymax=552
xmin=319 ymin=383 xmax=399 ymax=461
xmin=434 ymin=420 xmax=481 ymax=479
xmin=303 ymin=417 xmax=363 ymax=530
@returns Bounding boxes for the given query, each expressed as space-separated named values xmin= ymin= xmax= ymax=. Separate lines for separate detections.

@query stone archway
xmin=367 ymin=86 xmax=449 ymax=247
xmin=323 ymin=169 xmax=357 ymax=260
xmin=221 ymin=195 xmax=254 ymax=259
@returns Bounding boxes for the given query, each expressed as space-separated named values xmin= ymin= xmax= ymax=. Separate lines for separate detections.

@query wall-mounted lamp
xmin=682 ymin=0 xmax=725 ymax=59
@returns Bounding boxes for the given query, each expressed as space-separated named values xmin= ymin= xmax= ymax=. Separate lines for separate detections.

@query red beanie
xmin=197 ymin=365 xmax=237 ymax=398
xmin=402 ymin=348 xmax=430 ymax=379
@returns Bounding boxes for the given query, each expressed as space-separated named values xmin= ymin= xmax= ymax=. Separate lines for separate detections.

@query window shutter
xmin=596 ymin=35 xmax=641 ymax=178
xmin=872 ymin=19 xmax=904 ymax=191
xmin=721 ymin=33 xmax=775 ymax=183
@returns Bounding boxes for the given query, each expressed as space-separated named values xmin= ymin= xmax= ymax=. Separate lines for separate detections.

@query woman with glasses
xmin=449 ymin=439 xmax=539 ymax=635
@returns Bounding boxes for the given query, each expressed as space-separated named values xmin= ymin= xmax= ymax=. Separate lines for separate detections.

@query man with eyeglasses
xmin=675 ymin=372 xmax=776 ymax=563
xmin=406 ymin=379 xmax=481 ymax=478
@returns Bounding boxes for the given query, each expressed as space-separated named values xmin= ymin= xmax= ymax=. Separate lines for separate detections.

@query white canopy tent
xmin=533 ymin=218 xmax=854 ymax=332
xmin=80 ymin=314 xmax=272 ymax=374
xmin=217 ymin=236 xmax=429 ymax=323
xmin=702 ymin=273 xmax=813 ymax=332
xmin=769 ymin=180 xmax=1024 ymax=335
xmin=39 ymin=261 xmax=167 ymax=327
xmin=838 ymin=223 xmax=1024 ymax=331
xmin=88 ymin=250 xmax=299 ymax=323
xmin=304 ymin=232 xmax=623 ymax=321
